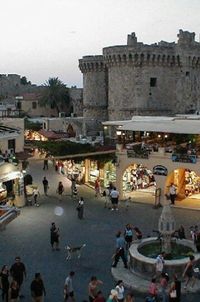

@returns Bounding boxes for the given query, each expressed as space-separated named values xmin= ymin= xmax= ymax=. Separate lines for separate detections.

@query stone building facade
xmin=79 ymin=30 xmax=200 ymax=123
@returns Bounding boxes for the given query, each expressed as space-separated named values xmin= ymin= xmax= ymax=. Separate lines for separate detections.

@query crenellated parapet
xmin=79 ymin=55 xmax=106 ymax=73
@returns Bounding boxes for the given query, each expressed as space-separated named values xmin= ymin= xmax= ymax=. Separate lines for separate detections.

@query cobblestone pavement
xmin=0 ymin=160 xmax=199 ymax=302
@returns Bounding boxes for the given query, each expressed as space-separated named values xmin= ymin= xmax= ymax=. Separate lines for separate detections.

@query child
xmin=125 ymin=197 xmax=131 ymax=211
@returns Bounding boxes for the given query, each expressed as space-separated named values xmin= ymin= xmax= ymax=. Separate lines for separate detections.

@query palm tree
xmin=39 ymin=77 xmax=70 ymax=116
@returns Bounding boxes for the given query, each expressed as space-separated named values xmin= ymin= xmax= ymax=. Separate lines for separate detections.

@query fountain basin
xmin=129 ymin=237 xmax=200 ymax=279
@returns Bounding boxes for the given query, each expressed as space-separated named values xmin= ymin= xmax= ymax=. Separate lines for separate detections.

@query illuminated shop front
xmin=55 ymin=157 xmax=116 ymax=189
xmin=166 ymin=168 xmax=200 ymax=200
xmin=123 ymin=164 xmax=156 ymax=195
xmin=0 ymin=163 xmax=24 ymax=207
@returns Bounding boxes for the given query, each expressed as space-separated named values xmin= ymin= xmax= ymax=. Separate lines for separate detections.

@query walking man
xmin=64 ymin=271 xmax=75 ymax=301
xmin=71 ymin=177 xmax=76 ymax=197
xmin=112 ymin=231 xmax=128 ymax=269
xmin=50 ymin=222 xmax=60 ymax=251
xmin=10 ymin=256 xmax=26 ymax=298
xmin=42 ymin=177 xmax=49 ymax=196
xmin=57 ymin=181 xmax=64 ymax=201
xmin=31 ymin=273 xmax=46 ymax=302
xmin=110 ymin=187 xmax=119 ymax=211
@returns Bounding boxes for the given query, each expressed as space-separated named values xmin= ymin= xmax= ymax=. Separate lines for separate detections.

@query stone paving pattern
xmin=0 ymin=160 xmax=200 ymax=302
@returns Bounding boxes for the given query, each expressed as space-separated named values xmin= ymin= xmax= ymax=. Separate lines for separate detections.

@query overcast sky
xmin=0 ymin=0 xmax=200 ymax=87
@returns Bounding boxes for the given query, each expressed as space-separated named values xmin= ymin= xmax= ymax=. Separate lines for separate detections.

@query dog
xmin=65 ymin=243 xmax=86 ymax=260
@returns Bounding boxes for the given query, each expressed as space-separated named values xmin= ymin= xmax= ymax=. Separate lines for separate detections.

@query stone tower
xmin=79 ymin=55 xmax=108 ymax=133
xmin=79 ymin=30 xmax=200 ymax=125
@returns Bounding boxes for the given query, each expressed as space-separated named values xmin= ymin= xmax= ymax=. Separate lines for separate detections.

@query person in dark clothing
xmin=0 ymin=265 xmax=9 ymax=302
xmin=10 ymin=256 xmax=26 ymax=297
xmin=50 ymin=222 xmax=60 ymax=251
xmin=31 ymin=273 xmax=46 ymax=302
xmin=177 ymin=225 xmax=186 ymax=239
xmin=9 ymin=280 xmax=19 ymax=301
xmin=42 ymin=177 xmax=49 ymax=196
xmin=112 ymin=231 xmax=128 ymax=269
xmin=169 ymin=274 xmax=181 ymax=302
xmin=43 ymin=157 xmax=48 ymax=170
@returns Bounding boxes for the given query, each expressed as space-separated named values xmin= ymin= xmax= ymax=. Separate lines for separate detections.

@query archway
xmin=122 ymin=163 xmax=156 ymax=202
xmin=165 ymin=168 xmax=200 ymax=201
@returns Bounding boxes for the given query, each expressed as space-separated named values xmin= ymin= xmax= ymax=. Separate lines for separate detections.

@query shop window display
xmin=123 ymin=164 xmax=156 ymax=194
xmin=185 ymin=169 xmax=200 ymax=196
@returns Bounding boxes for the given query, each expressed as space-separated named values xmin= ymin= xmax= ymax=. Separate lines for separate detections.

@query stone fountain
xmin=128 ymin=203 xmax=200 ymax=278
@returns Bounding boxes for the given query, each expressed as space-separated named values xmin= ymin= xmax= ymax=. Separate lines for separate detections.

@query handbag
xmin=170 ymin=290 xmax=177 ymax=298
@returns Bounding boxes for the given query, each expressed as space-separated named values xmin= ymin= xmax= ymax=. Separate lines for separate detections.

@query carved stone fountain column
xmin=158 ymin=203 xmax=176 ymax=254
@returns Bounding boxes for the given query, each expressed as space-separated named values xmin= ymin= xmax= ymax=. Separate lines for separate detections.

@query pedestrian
xmin=64 ymin=271 xmax=75 ymax=301
xmin=125 ymin=197 xmax=131 ymax=211
xmin=177 ymin=225 xmax=186 ymax=239
xmin=10 ymin=256 xmax=26 ymax=298
xmin=73 ymin=186 xmax=78 ymax=198
xmin=155 ymin=251 xmax=165 ymax=277
xmin=169 ymin=274 xmax=181 ymax=302
xmin=160 ymin=272 xmax=169 ymax=302
xmin=148 ymin=277 xmax=158 ymax=301
xmin=88 ymin=276 xmax=103 ymax=302
xmin=30 ymin=273 xmax=46 ymax=302
xmin=43 ymin=156 xmax=48 ymax=170
xmin=50 ymin=222 xmax=60 ymax=251
xmin=33 ymin=187 xmax=40 ymax=206
xmin=106 ymin=289 xmax=118 ymax=302
xmin=124 ymin=224 xmax=133 ymax=249
xmin=0 ymin=265 xmax=9 ymax=302
xmin=77 ymin=197 xmax=84 ymax=219
xmin=8 ymin=280 xmax=19 ymax=302
xmin=102 ymin=189 xmax=109 ymax=208
xmin=168 ymin=183 xmax=177 ymax=205
xmin=115 ymin=280 xmax=125 ymax=302
xmin=110 ymin=187 xmax=119 ymax=211
xmin=93 ymin=291 xmax=106 ymax=302
xmin=42 ymin=177 xmax=49 ymax=196
xmin=133 ymin=227 xmax=142 ymax=240
xmin=124 ymin=292 xmax=135 ymax=302
xmin=182 ymin=255 xmax=196 ymax=290
xmin=94 ymin=178 xmax=101 ymax=197
xmin=56 ymin=181 xmax=64 ymax=201
xmin=71 ymin=177 xmax=76 ymax=197
xmin=112 ymin=231 xmax=128 ymax=269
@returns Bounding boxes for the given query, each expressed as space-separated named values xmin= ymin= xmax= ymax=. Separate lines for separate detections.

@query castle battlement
xmin=79 ymin=30 xmax=200 ymax=127
xmin=79 ymin=55 xmax=105 ymax=72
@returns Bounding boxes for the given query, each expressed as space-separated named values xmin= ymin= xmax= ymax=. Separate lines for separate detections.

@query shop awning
xmin=0 ymin=163 xmax=22 ymax=182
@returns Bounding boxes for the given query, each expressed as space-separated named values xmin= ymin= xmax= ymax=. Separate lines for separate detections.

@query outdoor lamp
xmin=116 ymin=130 xmax=122 ymax=136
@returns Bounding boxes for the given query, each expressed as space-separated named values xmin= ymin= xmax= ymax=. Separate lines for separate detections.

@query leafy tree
xmin=39 ymin=77 xmax=70 ymax=115
xmin=20 ymin=76 xmax=31 ymax=85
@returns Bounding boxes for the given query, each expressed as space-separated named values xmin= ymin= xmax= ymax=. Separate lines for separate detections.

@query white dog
xmin=65 ymin=243 xmax=86 ymax=260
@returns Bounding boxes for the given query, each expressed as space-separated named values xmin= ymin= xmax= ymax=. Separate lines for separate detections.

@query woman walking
xmin=0 ymin=265 xmax=9 ymax=302
xmin=124 ymin=224 xmax=133 ymax=249
xmin=77 ymin=197 xmax=84 ymax=219
xmin=57 ymin=181 xmax=64 ymax=201
xmin=169 ymin=274 xmax=181 ymax=302
xmin=115 ymin=280 xmax=125 ymax=302
xmin=182 ymin=255 xmax=196 ymax=290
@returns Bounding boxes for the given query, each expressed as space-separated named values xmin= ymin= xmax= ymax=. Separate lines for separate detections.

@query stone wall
xmin=79 ymin=30 xmax=200 ymax=126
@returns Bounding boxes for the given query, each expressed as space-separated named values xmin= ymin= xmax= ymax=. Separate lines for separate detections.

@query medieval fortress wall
xmin=79 ymin=30 xmax=200 ymax=122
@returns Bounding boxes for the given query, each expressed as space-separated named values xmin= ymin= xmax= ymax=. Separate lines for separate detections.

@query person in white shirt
xmin=115 ymin=280 xmax=125 ymax=302
xmin=33 ymin=188 xmax=40 ymax=206
xmin=64 ymin=271 xmax=75 ymax=301
xmin=169 ymin=183 xmax=177 ymax=205
xmin=155 ymin=252 xmax=165 ymax=279
xmin=110 ymin=187 xmax=119 ymax=211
